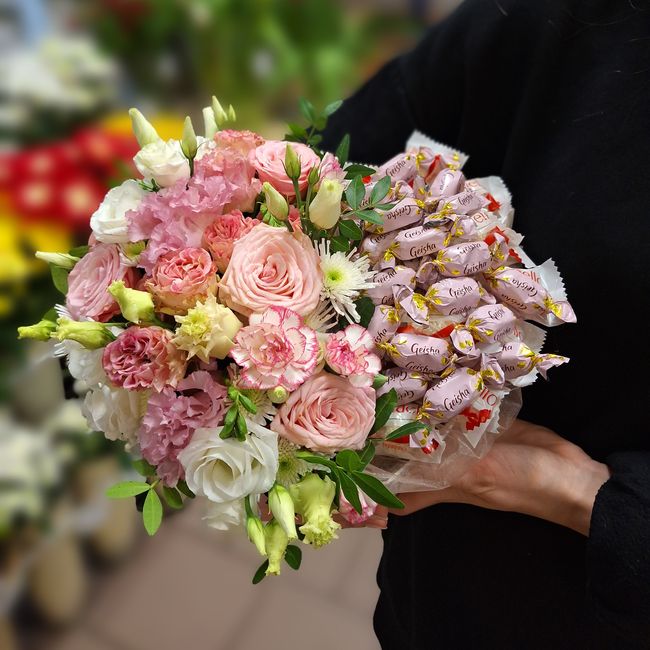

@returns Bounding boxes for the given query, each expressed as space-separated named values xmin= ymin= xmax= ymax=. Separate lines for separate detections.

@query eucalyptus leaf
xmin=142 ymin=489 xmax=163 ymax=535
xmin=371 ymin=389 xmax=398 ymax=434
xmin=106 ymin=481 xmax=151 ymax=499
xmin=351 ymin=471 xmax=404 ymax=510
xmin=284 ymin=544 xmax=303 ymax=570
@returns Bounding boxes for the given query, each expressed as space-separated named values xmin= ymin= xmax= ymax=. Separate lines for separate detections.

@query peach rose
xmin=249 ymin=140 xmax=320 ymax=196
xmin=218 ymin=223 xmax=322 ymax=318
xmin=146 ymin=247 xmax=217 ymax=314
xmin=271 ymin=372 xmax=375 ymax=453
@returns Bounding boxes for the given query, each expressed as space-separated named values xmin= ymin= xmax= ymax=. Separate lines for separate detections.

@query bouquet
xmin=18 ymin=97 xmax=575 ymax=580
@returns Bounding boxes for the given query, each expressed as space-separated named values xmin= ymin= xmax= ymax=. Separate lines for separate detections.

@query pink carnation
xmin=145 ymin=247 xmax=217 ymax=313
xmin=213 ymin=129 xmax=265 ymax=157
xmin=102 ymin=326 xmax=187 ymax=392
xmin=203 ymin=210 xmax=260 ymax=273
xmin=230 ymin=307 xmax=318 ymax=391
xmin=66 ymin=243 xmax=137 ymax=322
xmin=271 ymin=372 xmax=375 ymax=453
xmin=338 ymin=490 xmax=377 ymax=525
xmin=325 ymin=324 xmax=381 ymax=388
xmin=249 ymin=140 xmax=320 ymax=196
xmin=138 ymin=371 xmax=227 ymax=486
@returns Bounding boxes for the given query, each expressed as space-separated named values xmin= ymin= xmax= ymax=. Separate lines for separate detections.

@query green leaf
xmin=42 ymin=307 xmax=58 ymax=322
xmin=295 ymin=451 xmax=339 ymax=474
xmin=308 ymin=134 xmax=323 ymax=146
xmin=106 ymin=481 xmax=151 ymax=499
xmin=335 ymin=134 xmax=350 ymax=166
xmin=68 ymin=245 xmax=89 ymax=258
xmin=339 ymin=219 xmax=362 ymax=241
xmin=132 ymin=459 xmax=156 ymax=477
xmin=252 ymin=560 xmax=269 ymax=584
xmin=299 ymin=98 xmax=316 ymax=124
xmin=370 ymin=175 xmax=392 ymax=205
xmin=335 ymin=450 xmax=362 ymax=472
xmin=238 ymin=394 xmax=258 ymax=415
xmin=312 ymin=118 xmax=327 ymax=132
xmin=287 ymin=122 xmax=308 ymax=139
xmin=351 ymin=471 xmax=404 ymax=510
xmin=162 ymin=486 xmax=184 ymax=509
xmin=338 ymin=470 xmax=363 ymax=514
xmin=355 ymin=296 xmax=375 ymax=328
xmin=358 ymin=442 xmax=376 ymax=470
xmin=235 ymin=412 xmax=248 ymax=440
xmin=177 ymin=480 xmax=195 ymax=499
xmin=323 ymin=99 xmax=343 ymax=117
xmin=50 ymin=265 xmax=69 ymax=294
xmin=353 ymin=208 xmax=383 ymax=226
xmin=142 ymin=489 xmax=163 ymax=535
xmin=371 ymin=389 xmax=398 ymax=434
xmin=345 ymin=175 xmax=365 ymax=210
xmin=330 ymin=235 xmax=351 ymax=254
xmin=374 ymin=202 xmax=397 ymax=211
xmin=384 ymin=421 xmax=429 ymax=442
xmin=344 ymin=163 xmax=376 ymax=179
xmin=284 ymin=544 xmax=302 ymax=570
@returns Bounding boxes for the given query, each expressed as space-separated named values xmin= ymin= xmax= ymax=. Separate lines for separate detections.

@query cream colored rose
xmin=134 ymin=139 xmax=190 ymax=188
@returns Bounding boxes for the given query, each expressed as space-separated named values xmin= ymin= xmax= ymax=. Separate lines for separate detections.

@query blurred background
xmin=0 ymin=1 xmax=462 ymax=648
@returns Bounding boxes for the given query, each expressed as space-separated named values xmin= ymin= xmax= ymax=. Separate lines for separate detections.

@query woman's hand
xmin=372 ymin=420 xmax=610 ymax=535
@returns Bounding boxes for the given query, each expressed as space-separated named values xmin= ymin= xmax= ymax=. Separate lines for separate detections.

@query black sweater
xmin=321 ymin=1 xmax=650 ymax=648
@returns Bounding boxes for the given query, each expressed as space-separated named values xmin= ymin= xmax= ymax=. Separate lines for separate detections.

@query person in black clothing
xmin=320 ymin=1 xmax=650 ymax=648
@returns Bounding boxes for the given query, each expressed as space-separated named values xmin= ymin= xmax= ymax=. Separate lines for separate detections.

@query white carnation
xmin=178 ymin=422 xmax=278 ymax=504
xmin=134 ymin=139 xmax=190 ymax=188
xmin=90 ymin=179 xmax=146 ymax=244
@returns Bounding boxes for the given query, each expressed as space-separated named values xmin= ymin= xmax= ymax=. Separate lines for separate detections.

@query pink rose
xmin=138 ymin=371 xmax=227 ymax=486
xmin=146 ymin=247 xmax=217 ymax=314
xmin=271 ymin=372 xmax=375 ymax=452
xmin=102 ymin=326 xmax=187 ymax=392
xmin=219 ymin=223 xmax=322 ymax=318
xmin=66 ymin=243 xmax=137 ymax=322
xmin=230 ymin=307 xmax=318 ymax=391
xmin=249 ymin=141 xmax=320 ymax=196
xmin=325 ymin=324 xmax=381 ymax=388
xmin=338 ymin=490 xmax=377 ymax=525
xmin=203 ymin=210 xmax=260 ymax=273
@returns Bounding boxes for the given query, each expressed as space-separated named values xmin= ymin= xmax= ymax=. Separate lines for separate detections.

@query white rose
xmin=90 ymin=179 xmax=146 ymax=244
xmin=82 ymin=385 xmax=147 ymax=449
xmin=178 ymin=422 xmax=278 ymax=503
xmin=134 ymin=139 xmax=190 ymax=188
xmin=202 ymin=499 xmax=245 ymax=531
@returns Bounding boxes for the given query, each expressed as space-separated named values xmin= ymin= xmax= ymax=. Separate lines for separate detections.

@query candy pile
xmin=361 ymin=135 xmax=575 ymax=490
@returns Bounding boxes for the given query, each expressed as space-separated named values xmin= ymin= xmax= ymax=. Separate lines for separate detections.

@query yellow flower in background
xmin=102 ymin=112 xmax=185 ymax=142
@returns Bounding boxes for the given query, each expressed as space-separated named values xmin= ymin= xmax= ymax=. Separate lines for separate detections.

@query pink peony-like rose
xmin=249 ymin=140 xmax=320 ymax=196
xmin=219 ymin=223 xmax=322 ymax=318
xmin=271 ymin=372 xmax=375 ymax=452
xmin=338 ymin=490 xmax=377 ymax=525
xmin=138 ymin=371 xmax=227 ymax=486
xmin=102 ymin=326 xmax=187 ymax=392
xmin=203 ymin=210 xmax=260 ymax=273
xmin=230 ymin=307 xmax=318 ymax=391
xmin=66 ymin=243 xmax=137 ymax=322
xmin=325 ymin=324 xmax=381 ymax=388
xmin=146 ymin=247 xmax=217 ymax=314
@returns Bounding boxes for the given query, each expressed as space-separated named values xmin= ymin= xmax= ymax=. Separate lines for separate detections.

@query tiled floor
xmin=35 ymin=501 xmax=383 ymax=650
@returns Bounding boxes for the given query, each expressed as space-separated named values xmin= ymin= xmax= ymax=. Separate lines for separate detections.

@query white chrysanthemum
xmin=317 ymin=240 xmax=375 ymax=323
xmin=276 ymin=438 xmax=310 ymax=488
xmin=238 ymin=389 xmax=277 ymax=426
xmin=173 ymin=295 xmax=242 ymax=362
xmin=304 ymin=300 xmax=338 ymax=332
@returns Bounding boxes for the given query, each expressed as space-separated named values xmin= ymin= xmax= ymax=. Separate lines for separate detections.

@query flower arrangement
xmin=18 ymin=97 xmax=575 ymax=580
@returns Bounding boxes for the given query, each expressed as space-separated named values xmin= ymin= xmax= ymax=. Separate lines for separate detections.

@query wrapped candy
xmin=367 ymin=304 xmax=402 ymax=351
xmin=380 ymin=198 xmax=423 ymax=233
xmin=360 ymin=231 xmax=398 ymax=264
xmin=425 ymin=241 xmax=492 ymax=277
xmin=383 ymin=332 xmax=454 ymax=375
xmin=393 ymin=224 xmax=450 ymax=260
xmin=376 ymin=367 xmax=429 ymax=406
xmin=424 ymin=277 xmax=483 ymax=317
xmin=495 ymin=340 xmax=569 ymax=386
xmin=450 ymin=303 xmax=518 ymax=355
xmin=367 ymin=266 xmax=416 ymax=305
xmin=428 ymin=168 xmax=465 ymax=199
xmin=483 ymin=259 xmax=576 ymax=326
xmin=421 ymin=367 xmax=485 ymax=424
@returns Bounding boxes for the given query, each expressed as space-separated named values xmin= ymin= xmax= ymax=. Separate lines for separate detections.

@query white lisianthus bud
xmin=268 ymin=484 xmax=297 ymax=540
xmin=54 ymin=318 xmax=116 ymax=350
xmin=262 ymin=182 xmax=288 ymax=221
xmin=264 ymin=519 xmax=289 ymax=576
xmin=202 ymin=106 xmax=218 ymax=139
xmin=128 ymin=108 xmax=160 ymax=147
xmin=108 ymin=280 xmax=155 ymax=324
xmin=35 ymin=251 xmax=79 ymax=269
xmin=212 ymin=96 xmax=228 ymax=128
xmin=134 ymin=139 xmax=190 ymax=188
xmin=180 ymin=116 xmax=198 ymax=161
xmin=17 ymin=320 xmax=57 ymax=341
xmin=308 ymin=179 xmax=344 ymax=229
xmin=247 ymin=515 xmax=267 ymax=556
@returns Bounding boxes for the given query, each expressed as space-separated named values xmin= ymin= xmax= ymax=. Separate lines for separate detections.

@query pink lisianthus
xmin=317 ymin=152 xmax=346 ymax=188
xmin=230 ymin=307 xmax=318 ymax=391
xmin=338 ymin=490 xmax=377 ymax=525
xmin=203 ymin=210 xmax=260 ymax=273
xmin=138 ymin=371 xmax=227 ymax=486
xmin=219 ymin=223 xmax=322 ymax=318
xmin=146 ymin=247 xmax=217 ymax=314
xmin=66 ymin=243 xmax=137 ymax=322
xmin=325 ymin=324 xmax=381 ymax=388
xmin=102 ymin=326 xmax=187 ymax=392
xmin=249 ymin=140 xmax=320 ymax=196
xmin=271 ymin=372 xmax=375 ymax=452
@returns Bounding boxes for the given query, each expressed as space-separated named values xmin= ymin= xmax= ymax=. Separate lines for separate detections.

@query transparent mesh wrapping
xmin=367 ymin=389 xmax=522 ymax=493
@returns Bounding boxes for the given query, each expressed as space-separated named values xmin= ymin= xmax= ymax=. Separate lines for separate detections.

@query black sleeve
xmin=587 ymin=453 xmax=650 ymax=645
